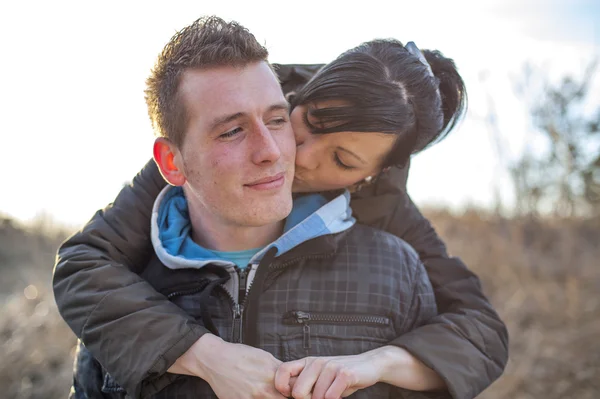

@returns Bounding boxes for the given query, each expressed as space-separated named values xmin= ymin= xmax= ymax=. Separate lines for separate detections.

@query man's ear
xmin=153 ymin=138 xmax=186 ymax=186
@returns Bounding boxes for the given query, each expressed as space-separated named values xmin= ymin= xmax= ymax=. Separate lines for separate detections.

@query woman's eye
xmin=219 ymin=127 xmax=242 ymax=139
xmin=334 ymin=153 xmax=354 ymax=170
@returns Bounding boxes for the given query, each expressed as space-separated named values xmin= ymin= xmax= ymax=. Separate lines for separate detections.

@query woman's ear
xmin=349 ymin=175 xmax=376 ymax=193
xmin=153 ymin=138 xmax=186 ymax=186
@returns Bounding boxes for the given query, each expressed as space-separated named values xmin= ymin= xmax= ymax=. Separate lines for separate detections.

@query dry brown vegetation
xmin=427 ymin=209 xmax=600 ymax=399
xmin=0 ymin=211 xmax=598 ymax=399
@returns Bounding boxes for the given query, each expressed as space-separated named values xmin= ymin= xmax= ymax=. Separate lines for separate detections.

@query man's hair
xmin=145 ymin=16 xmax=269 ymax=147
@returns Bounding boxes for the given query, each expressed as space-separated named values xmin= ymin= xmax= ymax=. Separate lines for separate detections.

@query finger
xmin=292 ymin=359 xmax=323 ymax=399
xmin=311 ymin=364 xmax=337 ymax=399
xmin=324 ymin=371 xmax=352 ymax=399
xmin=275 ymin=359 xmax=306 ymax=396
xmin=265 ymin=386 xmax=294 ymax=399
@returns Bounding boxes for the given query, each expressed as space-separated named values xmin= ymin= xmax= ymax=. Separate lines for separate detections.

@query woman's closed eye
xmin=334 ymin=152 xmax=354 ymax=170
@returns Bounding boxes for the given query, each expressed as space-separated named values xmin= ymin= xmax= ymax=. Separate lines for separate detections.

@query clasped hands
xmin=171 ymin=334 xmax=395 ymax=399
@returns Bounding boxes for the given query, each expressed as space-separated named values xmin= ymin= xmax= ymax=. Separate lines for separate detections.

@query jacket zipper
xmin=232 ymin=266 xmax=251 ymax=343
xmin=161 ymin=265 xmax=253 ymax=343
xmin=166 ymin=281 xmax=210 ymax=299
xmin=283 ymin=310 xmax=391 ymax=352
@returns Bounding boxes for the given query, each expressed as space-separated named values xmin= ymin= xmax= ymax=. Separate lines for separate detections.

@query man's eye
xmin=270 ymin=117 xmax=287 ymax=126
xmin=333 ymin=153 xmax=353 ymax=170
xmin=219 ymin=127 xmax=242 ymax=139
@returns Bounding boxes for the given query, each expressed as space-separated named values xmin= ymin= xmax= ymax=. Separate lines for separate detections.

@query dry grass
xmin=0 ymin=287 xmax=76 ymax=398
xmin=0 ymin=216 xmax=75 ymax=399
xmin=426 ymin=209 xmax=600 ymax=399
xmin=0 ymin=211 xmax=598 ymax=398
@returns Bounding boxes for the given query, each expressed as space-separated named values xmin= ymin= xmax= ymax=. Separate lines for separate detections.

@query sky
xmin=0 ymin=0 xmax=598 ymax=227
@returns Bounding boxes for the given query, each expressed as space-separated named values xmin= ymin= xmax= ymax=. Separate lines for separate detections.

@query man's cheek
xmin=279 ymin=132 xmax=297 ymax=162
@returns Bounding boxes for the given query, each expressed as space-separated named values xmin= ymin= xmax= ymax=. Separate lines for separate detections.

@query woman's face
xmin=290 ymin=102 xmax=397 ymax=193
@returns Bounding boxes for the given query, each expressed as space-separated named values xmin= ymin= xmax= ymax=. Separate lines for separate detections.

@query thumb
xmin=274 ymin=359 xmax=307 ymax=396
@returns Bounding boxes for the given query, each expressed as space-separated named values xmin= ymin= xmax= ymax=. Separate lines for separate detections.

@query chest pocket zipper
xmin=282 ymin=310 xmax=391 ymax=352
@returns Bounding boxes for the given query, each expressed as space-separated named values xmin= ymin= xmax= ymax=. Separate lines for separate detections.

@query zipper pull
xmin=302 ymin=323 xmax=311 ymax=351
xmin=238 ymin=267 xmax=249 ymax=304
xmin=294 ymin=311 xmax=311 ymax=351
xmin=232 ymin=303 xmax=243 ymax=343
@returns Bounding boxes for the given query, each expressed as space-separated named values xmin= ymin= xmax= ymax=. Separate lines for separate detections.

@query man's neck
xmin=188 ymin=207 xmax=284 ymax=252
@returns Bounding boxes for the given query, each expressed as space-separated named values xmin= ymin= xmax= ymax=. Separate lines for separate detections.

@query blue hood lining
xmin=152 ymin=186 xmax=355 ymax=270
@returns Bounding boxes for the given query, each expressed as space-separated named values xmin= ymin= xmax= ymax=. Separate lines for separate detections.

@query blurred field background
xmin=1 ymin=208 xmax=598 ymax=398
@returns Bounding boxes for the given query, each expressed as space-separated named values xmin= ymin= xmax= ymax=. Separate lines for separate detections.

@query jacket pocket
xmin=281 ymin=310 xmax=394 ymax=361
xmin=281 ymin=311 xmax=400 ymax=399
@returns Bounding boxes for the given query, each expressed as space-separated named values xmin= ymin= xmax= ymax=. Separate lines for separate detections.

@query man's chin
xmin=246 ymin=192 xmax=293 ymax=221
xmin=244 ymin=203 xmax=293 ymax=227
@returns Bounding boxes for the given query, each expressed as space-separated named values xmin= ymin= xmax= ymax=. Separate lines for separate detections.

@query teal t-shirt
xmin=210 ymin=247 xmax=261 ymax=269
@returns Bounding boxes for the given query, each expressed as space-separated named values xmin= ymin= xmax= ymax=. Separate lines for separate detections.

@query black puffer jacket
xmin=53 ymin=64 xmax=508 ymax=399
xmin=72 ymin=187 xmax=443 ymax=398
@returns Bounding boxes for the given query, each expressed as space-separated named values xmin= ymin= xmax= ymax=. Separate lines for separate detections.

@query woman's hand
xmin=274 ymin=346 xmax=446 ymax=399
xmin=275 ymin=353 xmax=378 ymax=399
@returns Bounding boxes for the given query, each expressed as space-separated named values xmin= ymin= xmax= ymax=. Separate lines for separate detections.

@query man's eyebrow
xmin=209 ymin=112 xmax=244 ymax=132
xmin=208 ymin=102 xmax=290 ymax=131
xmin=337 ymin=147 xmax=367 ymax=165
xmin=269 ymin=102 xmax=290 ymax=113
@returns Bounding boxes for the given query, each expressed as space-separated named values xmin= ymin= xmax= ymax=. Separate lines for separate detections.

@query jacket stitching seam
xmin=80 ymin=280 xmax=148 ymax=338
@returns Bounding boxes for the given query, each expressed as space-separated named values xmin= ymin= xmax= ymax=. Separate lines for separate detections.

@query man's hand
xmin=274 ymin=352 xmax=382 ymax=399
xmin=169 ymin=334 xmax=287 ymax=399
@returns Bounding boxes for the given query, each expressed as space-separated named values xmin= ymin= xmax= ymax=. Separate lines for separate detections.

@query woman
xmin=53 ymin=38 xmax=507 ymax=399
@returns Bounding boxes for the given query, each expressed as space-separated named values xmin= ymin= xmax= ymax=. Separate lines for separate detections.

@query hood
xmin=150 ymin=186 xmax=355 ymax=270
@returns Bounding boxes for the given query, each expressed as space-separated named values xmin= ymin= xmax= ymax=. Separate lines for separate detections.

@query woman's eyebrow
xmin=337 ymin=147 xmax=366 ymax=164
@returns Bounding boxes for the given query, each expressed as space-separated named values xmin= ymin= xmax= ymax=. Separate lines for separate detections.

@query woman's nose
xmin=295 ymin=135 xmax=319 ymax=171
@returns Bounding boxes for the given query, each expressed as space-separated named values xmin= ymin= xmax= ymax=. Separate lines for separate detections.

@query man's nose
xmin=250 ymin=122 xmax=281 ymax=165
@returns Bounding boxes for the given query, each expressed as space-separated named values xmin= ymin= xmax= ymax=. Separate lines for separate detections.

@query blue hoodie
xmin=150 ymin=186 xmax=356 ymax=302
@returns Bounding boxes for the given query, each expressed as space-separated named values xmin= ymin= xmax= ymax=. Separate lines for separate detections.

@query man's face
xmin=175 ymin=62 xmax=295 ymax=228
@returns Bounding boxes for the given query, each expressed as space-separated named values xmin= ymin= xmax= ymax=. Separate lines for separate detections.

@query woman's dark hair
xmin=291 ymin=39 xmax=467 ymax=168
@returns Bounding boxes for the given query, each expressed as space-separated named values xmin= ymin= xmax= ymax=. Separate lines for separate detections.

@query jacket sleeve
xmin=52 ymin=159 xmax=210 ymax=398
xmin=386 ymin=195 xmax=507 ymax=399
xmin=351 ymin=167 xmax=508 ymax=399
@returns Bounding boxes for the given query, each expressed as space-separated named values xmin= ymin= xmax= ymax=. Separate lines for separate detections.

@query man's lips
xmin=245 ymin=172 xmax=286 ymax=190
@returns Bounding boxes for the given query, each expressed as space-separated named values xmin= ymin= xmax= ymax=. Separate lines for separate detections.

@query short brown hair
xmin=145 ymin=16 xmax=269 ymax=146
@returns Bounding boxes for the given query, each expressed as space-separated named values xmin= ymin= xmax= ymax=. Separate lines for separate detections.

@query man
xmin=55 ymin=16 xmax=442 ymax=399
